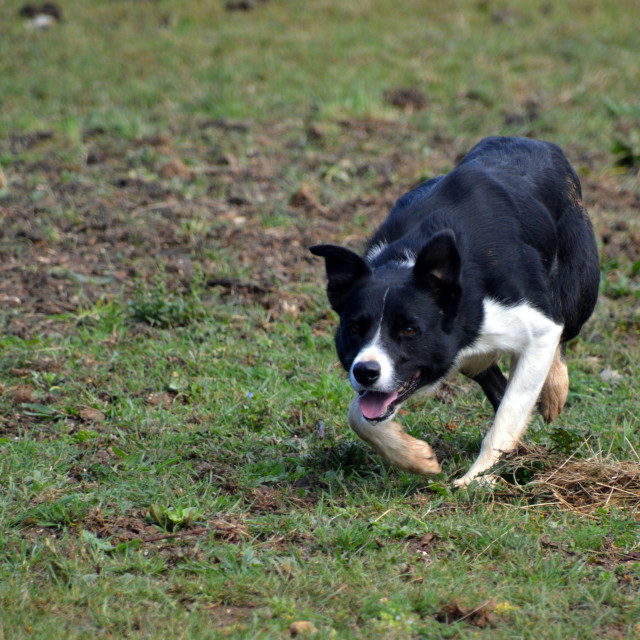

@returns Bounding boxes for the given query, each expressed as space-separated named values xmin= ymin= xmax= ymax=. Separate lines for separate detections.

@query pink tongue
xmin=359 ymin=391 xmax=398 ymax=420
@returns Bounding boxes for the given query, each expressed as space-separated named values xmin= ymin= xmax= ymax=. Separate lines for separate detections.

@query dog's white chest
xmin=456 ymin=298 xmax=563 ymax=376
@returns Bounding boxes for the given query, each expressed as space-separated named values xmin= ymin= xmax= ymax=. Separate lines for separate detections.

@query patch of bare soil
xmin=81 ymin=507 xmax=250 ymax=546
xmin=81 ymin=507 xmax=159 ymax=542
xmin=435 ymin=599 xmax=495 ymax=628
xmin=245 ymin=485 xmax=318 ymax=515
xmin=1 ymin=120 xmax=636 ymax=338
xmin=383 ymin=87 xmax=427 ymax=111
xmin=586 ymin=173 xmax=640 ymax=263
xmin=541 ymin=535 xmax=640 ymax=573
xmin=0 ymin=411 xmax=51 ymax=440
xmin=203 ymin=603 xmax=256 ymax=629
xmin=0 ymin=120 xmax=411 ymax=335
xmin=401 ymin=531 xmax=452 ymax=577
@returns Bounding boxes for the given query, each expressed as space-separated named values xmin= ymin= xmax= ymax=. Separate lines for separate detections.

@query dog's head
xmin=310 ymin=230 xmax=462 ymax=422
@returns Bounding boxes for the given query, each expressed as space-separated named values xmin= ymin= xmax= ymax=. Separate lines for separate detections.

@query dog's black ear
xmin=413 ymin=229 xmax=461 ymax=323
xmin=309 ymin=244 xmax=371 ymax=312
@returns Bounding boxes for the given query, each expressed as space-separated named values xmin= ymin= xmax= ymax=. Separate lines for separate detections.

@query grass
xmin=2 ymin=278 xmax=639 ymax=638
xmin=1 ymin=0 xmax=640 ymax=638
xmin=2 ymin=0 xmax=639 ymax=151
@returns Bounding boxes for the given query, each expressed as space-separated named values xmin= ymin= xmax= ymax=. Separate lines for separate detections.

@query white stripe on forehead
xmin=350 ymin=287 xmax=395 ymax=391
xmin=375 ymin=287 xmax=390 ymax=333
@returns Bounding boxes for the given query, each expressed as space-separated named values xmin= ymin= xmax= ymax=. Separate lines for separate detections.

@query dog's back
xmin=367 ymin=136 xmax=599 ymax=341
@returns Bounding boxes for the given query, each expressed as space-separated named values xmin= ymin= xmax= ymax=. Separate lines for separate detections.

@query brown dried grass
xmin=497 ymin=444 xmax=640 ymax=518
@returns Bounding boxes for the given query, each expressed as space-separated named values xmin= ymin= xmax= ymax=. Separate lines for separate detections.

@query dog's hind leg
xmin=348 ymin=398 xmax=441 ymax=476
xmin=467 ymin=365 xmax=508 ymax=413
xmin=538 ymin=343 xmax=569 ymax=423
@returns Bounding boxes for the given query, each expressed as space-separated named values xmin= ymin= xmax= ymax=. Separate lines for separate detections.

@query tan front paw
xmin=347 ymin=401 xmax=440 ymax=476
xmin=405 ymin=441 xmax=442 ymax=476
xmin=379 ymin=421 xmax=441 ymax=476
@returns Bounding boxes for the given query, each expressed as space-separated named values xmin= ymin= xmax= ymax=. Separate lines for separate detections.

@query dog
xmin=310 ymin=136 xmax=599 ymax=486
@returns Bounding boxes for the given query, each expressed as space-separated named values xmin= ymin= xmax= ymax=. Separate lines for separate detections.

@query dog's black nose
xmin=353 ymin=360 xmax=381 ymax=385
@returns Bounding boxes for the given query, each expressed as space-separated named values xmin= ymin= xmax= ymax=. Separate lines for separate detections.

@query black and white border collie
xmin=311 ymin=136 xmax=599 ymax=486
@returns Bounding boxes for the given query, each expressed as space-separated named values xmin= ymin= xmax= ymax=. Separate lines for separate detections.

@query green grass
xmin=2 ymin=0 xmax=639 ymax=152
xmin=1 ymin=282 xmax=639 ymax=638
xmin=1 ymin=1 xmax=640 ymax=638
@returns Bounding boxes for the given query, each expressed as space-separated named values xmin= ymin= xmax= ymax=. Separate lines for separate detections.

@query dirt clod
xmin=289 ymin=621 xmax=317 ymax=637
xmin=435 ymin=600 xmax=495 ymax=628
xmin=383 ymin=87 xmax=427 ymax=111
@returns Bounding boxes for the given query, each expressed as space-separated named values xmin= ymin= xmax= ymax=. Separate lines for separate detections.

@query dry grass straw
xmin=497 ymin=442 xmax=640 ymax=518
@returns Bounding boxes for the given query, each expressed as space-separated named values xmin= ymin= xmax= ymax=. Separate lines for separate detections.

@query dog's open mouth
xmin=358 ymin=371 xmax=422 ymax=422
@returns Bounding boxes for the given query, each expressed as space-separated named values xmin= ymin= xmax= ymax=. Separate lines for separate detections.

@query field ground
xmin=1 ymin=1 xmax=640 ymax=638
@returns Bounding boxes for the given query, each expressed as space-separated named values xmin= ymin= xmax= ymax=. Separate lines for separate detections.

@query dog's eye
xmin=402 ymin=325 xmax=417 ymax=336
xmin=349 ymin=323 xmax=362 ymax=335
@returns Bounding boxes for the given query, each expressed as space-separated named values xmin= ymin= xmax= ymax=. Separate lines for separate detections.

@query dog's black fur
xmin=311 ymin=136 xmax=599 ymax=484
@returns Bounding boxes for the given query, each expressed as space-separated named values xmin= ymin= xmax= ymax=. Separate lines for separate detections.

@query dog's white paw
xmin=453 ymin=472 xmax=501 ymax=488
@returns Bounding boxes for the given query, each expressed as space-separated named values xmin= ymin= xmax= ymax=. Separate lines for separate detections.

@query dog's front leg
xmin=348 ymin=398 xmax=441 ymax=476
xmin=454 ymin=322 xmax=563 ymax=487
